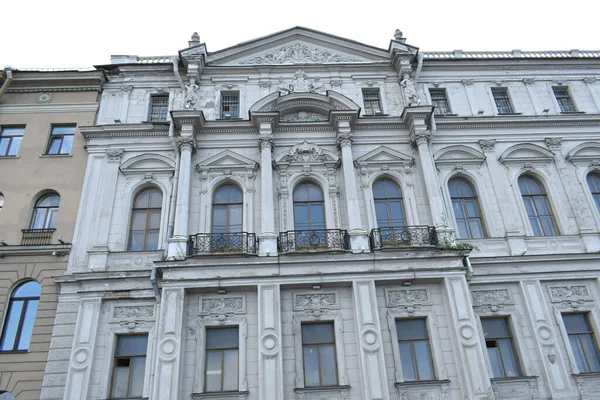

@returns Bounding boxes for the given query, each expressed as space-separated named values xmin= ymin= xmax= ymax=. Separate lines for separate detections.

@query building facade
xmin=0 ymin=69 xmax=104 ymax=399
xmin=39 ymin=28 xmax=600 ymax=399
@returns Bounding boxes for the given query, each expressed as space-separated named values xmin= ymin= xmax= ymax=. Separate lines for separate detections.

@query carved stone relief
xmin=471 ymin=289 xmax=513 ymax=314
xmin=280 ymin=111 xmax=328 ymax=122
xmin=113 ymin=305 xmax=154 ymax=320
xmin=276 ymin=70 xmax=327 ymax=95
xmin=293 ymin=291 xmax=340 ymax=317
xmin=37 ymin=92 xmax=54 ymax=103
xmin=548 ymin=284 xmax=592 ymax=308
xmin=199 ymin=295 xmax=246 ymax=321
xmin=396 ymin=380 xmax=450 ymax=400
xmin=240 ymin=42 xmax=361 ymax=65
xmin=385 ymin=288 xmax=430 ymax=314
xmin=491 ymin=377 xmax=539 ymax=400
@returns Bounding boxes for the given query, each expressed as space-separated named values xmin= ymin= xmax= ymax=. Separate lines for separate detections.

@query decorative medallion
xmin=37 ymin=92 xmax=54 ymax=103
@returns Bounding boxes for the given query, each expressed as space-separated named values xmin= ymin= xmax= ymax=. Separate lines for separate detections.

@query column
xmin=88 ymin=149 xmax=123 ymax=270
xmin=462 ymin=79 xmax=479 ymax=115
xmin=336 ymin=119 xmax=368 ymax=252
xmin=151 ymin=288 xmax=185 ymax=400
xmin=479 ymin=139 xmax=527 ymax=255
xmin=63 ymin=297 xmax=102 ymax=400
xmin=443 ymin=276 xmax=492 ymax=399
xmin=520 ymin=280 xmax=572 ymax=398
xmin=167 ymin=130 xmax=195 ymax=260
xmin=258 ymin=284 xmax=284 ymax=400
xmin=258 ymin=121 xmax=278 ymax=256
xmin=412 ymin=131 xmax=446 ymax=228
xmin=352 ymin=280 xmax=389 ymax=400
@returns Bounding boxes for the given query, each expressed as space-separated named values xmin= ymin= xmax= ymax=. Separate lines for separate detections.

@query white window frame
xmin=356 ymin=80 xmax=387 ymax=117
xmin=292 ymin=312 xmax=349 ymax=389
xmin=553 ymin=306 xmax=600 ymax=374
xmin=551 ymin=85 xmax=580 ymax=113
xmin=361 ymin=87 xmax=384 ymax=116
xmin=488 ymin=85 xmax=520 ymax=115
xmin=218 ymin=90 xmax=241 ymax=120
xmin=427 ymin=87 xmax=453 ymax=116
xmin=147 ymin=93 xmax=171 ymax=122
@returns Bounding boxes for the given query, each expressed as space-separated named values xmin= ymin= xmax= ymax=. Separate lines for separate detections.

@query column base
xmin=258 ymin=234 xmax=278 ymax=256
xmin=167 ymin=236 xmax=188 ymax=261
xmin=348 ymin=230 xmax=369 ymax=253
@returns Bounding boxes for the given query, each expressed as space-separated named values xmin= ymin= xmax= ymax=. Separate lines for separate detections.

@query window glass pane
xmin=135 ymin=190 xmax=150 ymax=207
xmin=452 ymin=200 xmax=466 ymax=218
xmin=373 ymin=180 xmax=386 ymax=198
xmin=214 ymin=186 xmax=230 ymax=204
xmin=581 ymin=334 xmax=600 ymax=372
xmin=522 ymin=197 xmax=537 ymax=217
xmin=0 ymin=301 xmax=23 ymax=350
xmin=533 ymin=197 xmax=551 ymax=215
xmin=375 ymin=201 xmax=390 ymax=227
xmin=303 ymin=345 xmax=320 ymax=386
xmin=302 ymin=323 xmax=334 ymax=344
xmin=207 ymin=327 xmax=239 ymax=349
xmin=569 ymin=335 xmax=589 ymax=372
xmin=129 ymin=232 xmax=144 ymax=251
xmin=149 ymin=189 xmax=162 ymax=208
xmin=205 ymin=350 xmax=223 ymax=391
xmin=309 ymin=203 xmax=325 ymax=225
xmin=389 ymin=200 xmax=405 ymax=222
xmin=465 ymin=199 xmax=480 ymax=217
xmin=7 ymin=137 xmax=21 ymax=156
xmin=117 ymin=335 xmax=148 ymax=356
xmin=30 ymin=209 xmax=47 ymax=229
xmin=563 ymin=314 xmax=589 ymax=334
xmin=307 ymin=184 xmax=323 ymax=201
xmin=384 ymin=180 xmax=402 ymax=198
xmin=145 ymin=231 xmax=159 ymax=250
xmin=0 ymin=138 xmax=9 ymax=155
xmin=111 ymin=366 xmax=129 ymax=397
xmin=469 ymin=219 xmax=485 ymax=239
xmin=320 ymin=344 xmax=337 ymax=385
xmin=229 ymin=205 xmax=243 ymax=229
xmin=17 ymin=300 xmax=39 ymax=350
xmin=587 ymin=174 xmax=600 ymax=192
xmin=540 ymin=216 xmax=557 ymax=236
xmin=46 ymin=208 xmax=58 ymax=229
xmin=498 ymin=339 xmax=520 ymax=377
xmin=52 ymin=126 xmax=75 ymax=135
xmin=487 ymin=346 xmax=505 ymax=378
xmin=228 ymin=186 xmax=243 ymax=203
xmin=399 ymin=341 xmax=417 ymax=381
xmin=294 ymin=204 xmax=309 ymax=230
xmin=414 ymin=340 xmax=434 ymax=380
xmin=294 ymin=184 xmax=308 ymax=202
xmin=448 ymin=180 xmax=460 ymax=197
xmin=47 ymin=137 xmax=61 ymax=154
xmin=528 ymin=217 xmax=544 ymax=236
xmin=482 ymin=319 xmax=510 ymax=337
xmin=149 ymin=210 xmax=161 ymax=229
xmin=396 ymin=319 xmax=428 ymax=340
xmin=39 ymin=194 xmax=59 ymax=207
xmin=223 ymin=349 xmax=239 ymax=391
xmin=458 ymin=179 xmax=475 ymax=196
xmin=129 ymin=356 xmax=146 ymax=396
xmin=13 ymin=281 xmax=41 ymax=297
xmin=456 ymin=221 xmax=471 ymax=239
xmin=60 ymin=135 xmax=73 ymax=154
xmin=131 ymin=210 xmax=147 ymax=230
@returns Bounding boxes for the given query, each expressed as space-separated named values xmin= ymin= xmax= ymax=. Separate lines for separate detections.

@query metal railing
xmin=369 ymin=226 xmax=438 ymax=250
xmin=21 ymin=229 xmax=55 ymax=245
xmin=278 ymin=229 xmax=349 ymax=253
xmin=188 ymin=232 xmax=257 ymax=256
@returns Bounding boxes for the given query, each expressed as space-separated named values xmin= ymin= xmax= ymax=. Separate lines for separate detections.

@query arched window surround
xmin=446 ymin=175 xmax=488 ymax=239
xmin=515 ymin=172 xmax=561 ymax=237
xmin=283 ymin=173 xmax=337 ymax=232
xmin=27 ymin=190 xmax=61 ymax=230
xmin=292 ymin=180 xmax=326 ymax=232
xmin=128 ymin=187 xmax=164 ymax=251
xmin=371 ymin=177 xmax=409 ymax=229
xmin=121 ymin=183 xmax=167 ymax=252
xmin=585 ymin=169 xmax=600 ymax=223
xmin=200 ymin=176 xmax=254 ymax=234
xmin=211 ymin=183 xmax=244 ymax=234
xmin=0 ymin=280 xmax=41 ymax=352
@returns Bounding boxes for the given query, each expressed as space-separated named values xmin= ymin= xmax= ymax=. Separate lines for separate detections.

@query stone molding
xmin=105 ymin=148 xmax=124 ymax=162
xmin=240 ymin=43 xmax=362 ymax=65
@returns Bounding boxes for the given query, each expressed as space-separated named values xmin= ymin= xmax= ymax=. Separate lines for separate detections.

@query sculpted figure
xmin=401 ymin=73 xmax=420 ymax=106
xmin=291 ymin=70 xmax=310 ymax=93
xmin=183 ymin=77 xmax=199 ymax=110
xmin=310 ymin=77 xmax=326 ymax=95
xmin=277 ymin=77 xmax=291 ymax=95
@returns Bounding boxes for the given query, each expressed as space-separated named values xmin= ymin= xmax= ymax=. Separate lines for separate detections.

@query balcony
xmin=369 ymin=226 xmax=438 ymax=250
xmin=278 ymin=229 xmax=350 ymax=253
xmin=21 ymin=229 xmax=56 ymax=246
xmin=188 ymin=232 xmax=257 ymax=256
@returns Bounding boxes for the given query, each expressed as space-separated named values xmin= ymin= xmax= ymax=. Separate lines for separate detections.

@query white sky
xmin=2 ymin=0 xmax=599 ymax=69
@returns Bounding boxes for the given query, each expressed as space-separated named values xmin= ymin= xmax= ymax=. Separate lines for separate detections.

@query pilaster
xmin=88 ymin=149 xmax=124 ymax=270
xmin=443 ymin=276 xmax=493 ymax=399
xmin=256 ymin=115 xmax=278 ymax=256
xmin=151 ymin=288 xmax=185 ymax=400
xmin=258 ymin=284 xmax=284 ymax=400
xmin=462 ymin=79 xmax=479 ymax=115
xmin=523 ymin=79 xmax=543 ymax=115
xmin=583 ymin=78 xmax=600 ymax=112
xmin=63 ymin=297 xmax=102 ymax=400
xmin=352 ymin=280 xmax=389 ymax=400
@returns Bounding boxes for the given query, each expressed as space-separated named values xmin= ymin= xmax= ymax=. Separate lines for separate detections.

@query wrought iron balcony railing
xmin=21 ymin=228 xmax=56 ymax=246
xmin=188 ymin=232 xmax=257 ymax=256
xmin=369 ymin=226 xmax=438 ymax=250
xmin=278 ymin=229 xmax=349 ymax=253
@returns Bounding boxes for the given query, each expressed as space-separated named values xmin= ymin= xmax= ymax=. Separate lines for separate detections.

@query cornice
xmin=6 ymin=86 xmax=102 ymax=93
xmin=0 ymin=244 xmax=71 ymax=257
xmin=0 ymin=103 xmax=99 ymax=114
xmin=80 ymin=123 xmax=170 ymax=139
xmin=436 ymin=114 xmax=600 ymax=130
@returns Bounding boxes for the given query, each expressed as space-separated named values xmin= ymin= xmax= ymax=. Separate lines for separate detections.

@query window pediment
xmin=566 ymin=142 xmax=600 ymax=164
xmin=195 ymin=150 xmax=259 ymax=173
xmin=276 ymin=141 xmax=339 ymax=167
xmin=434 ymin=145 xmax=485 ymax=167
xmin=354 ymin=145 xmax=415 ymax=169
xmin=120 ymin=153 xmax=176 ymax=175
xmin=499 ymin=144 xmax=554 ymax=166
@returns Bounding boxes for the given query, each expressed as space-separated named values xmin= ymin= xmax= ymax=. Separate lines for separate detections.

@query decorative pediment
xmin=354 ymin=146 xmax=415 ymax=168
xmin=275 ymin=141 xmax=339 ymax=166
xmin=196 ymin=150 xmax=258 ymax=173
xmin=119 ymin=153 xmax=176 ymax=175
xmin=434 ymin=145 xmax=486 ymax=167
xmin=250 ymin=91 xmax=360 ymax=120
xmin=566 ymin=142 xmax=600 ymax=165
xmin=499 ymin=143 xmax=554 ymax=166
xmin=206 ymin=27 xmax=391 ymax=66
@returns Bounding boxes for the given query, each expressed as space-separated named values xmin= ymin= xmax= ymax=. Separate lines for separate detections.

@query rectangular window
xmin=563 ymin=313 xmax=600 ymax=373
xmin=46 ymin=125 xmax=75 ymax=155
xmin=362 ymin=89 xmax=382 ymax=116
xmin=481 ymin=318 xmax=521 ymax=378
xmin=491 ymin=88 xmax=514 ymax=114
xmin=205 ymin=327 xmax=239 ymax=392
xmin=110 ymin=334 xmax=148 ymax=399
xmin=396 ymin=319 xmax=434 ymax=381
xmin=429 ymin=89 xmax=451 ymax=115
xmin=220 ymin=92 xmax=239 ymax=119
xmin=0 ymin=126 xmax=24 ymax=157
xmin=149 ymin=95 xmax=169 ymax=122
xmin=302 ymin=322 xmax=338 ymax=387
xmin=553 ymin=87 xmax=576 ymax=112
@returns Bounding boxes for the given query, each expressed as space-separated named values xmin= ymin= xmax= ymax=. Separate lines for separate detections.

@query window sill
xmin=491 ymin=375 xmax=537 ymax=382
xmin=142 ymin=120 xmax=170 ymax=124
xmin=496 ymin=112 xmax=522 ymax=116
xmin=395 ymin=379 xmax=451 ymax=387
xmin=434 ymin=113 xmax=458 ymax=117
xmin=40 ymin=154 xmax=72 ymax=158
xmin=362 ymin=113 xmax=389 ymax=117
xmin=395 ymin=380 xmax=450 ymax=399
xmin=191 ymin=391 xmax=248 ymax=399
xmin=0 ymin=350 xmax=29 ymax=354
xmin=0 ymin=155 xmax=19 ymax=159
xmin=294 ymin=386 xmax=350 ymax=400
xmin=216 ymin=118 xmax=243 ymax=121
xmin=560 ymin=111 xmax=586 ymax=114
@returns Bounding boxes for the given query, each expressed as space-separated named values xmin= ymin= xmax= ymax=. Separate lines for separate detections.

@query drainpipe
xmin=463 ymin=256 xmax=473 ymax=282
xmin=151 ymin=263 xmax=160 ymax=301
xmin=172 ymin=57 xmax=185 ymax=89
xmin=0 ymin=68 xmax=14 ymax=100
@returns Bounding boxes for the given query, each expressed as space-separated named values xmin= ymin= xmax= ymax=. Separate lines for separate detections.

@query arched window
xmin=30 ymin=193 xmax=60 ymax=229
xmin=518 ymin=175 xmax=558 ymax=236
xmin=448 ymin=178 xmax=486 ymax=239
xmin=212 ymin=184 xmax=243 ymax=233
xmin=293 ymin=182 xmax=325 ymax=231
xmin=587 ymin=172 xmax=600 ymax=215
xmin=0 ymin=281 xmax=41 ymax=351
xmin=128 ymin=188 xmax=163 ymax=251
xmin=373 ymin=178 xmax=405 ymax=228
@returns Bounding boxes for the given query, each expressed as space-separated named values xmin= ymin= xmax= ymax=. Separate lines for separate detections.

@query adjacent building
xmin=35 ymin=27 xmax=600 ymax=399
xmin=0 ymin=68 xmax=104 ymax=399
